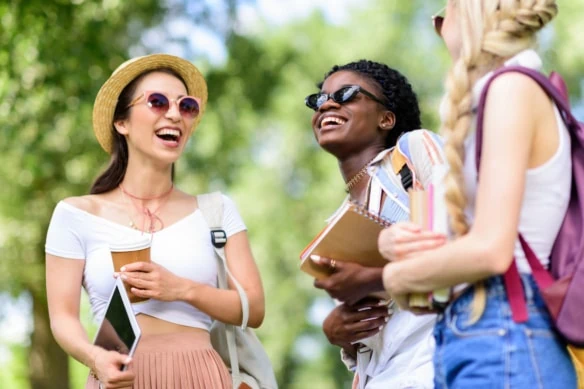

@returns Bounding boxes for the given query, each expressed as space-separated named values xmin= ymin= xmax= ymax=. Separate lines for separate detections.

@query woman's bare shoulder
xmin=62 ymin=194 xmax=105 ymax=214
xmin=172 ymin=188 xmax=199 ymax=209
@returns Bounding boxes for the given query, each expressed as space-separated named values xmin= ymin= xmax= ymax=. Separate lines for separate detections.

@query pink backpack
xmin=476 ymin=66 xmax=584 ymax=346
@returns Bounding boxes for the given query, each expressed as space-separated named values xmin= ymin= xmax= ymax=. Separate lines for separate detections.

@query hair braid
xmin=441 ymin=0 xmax=558 ymax=323
xmin=483 ymin=0 xmax=558 ymax=57
xmin=441 ymin=60 xmax=474 ymax=237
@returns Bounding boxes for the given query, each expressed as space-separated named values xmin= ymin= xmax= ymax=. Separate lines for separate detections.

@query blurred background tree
xmin=0 ymin=1 xmax=163 ymax=387
xmin=0 ymin=0 xmax=582 ymax=388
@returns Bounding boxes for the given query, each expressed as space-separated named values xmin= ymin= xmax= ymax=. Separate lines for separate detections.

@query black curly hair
xmin=318 ymin=60 xmax=422 ymax=148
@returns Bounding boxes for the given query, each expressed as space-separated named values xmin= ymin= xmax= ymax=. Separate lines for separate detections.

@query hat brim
xmin=92 ymin=54 xmax=208 ymax=153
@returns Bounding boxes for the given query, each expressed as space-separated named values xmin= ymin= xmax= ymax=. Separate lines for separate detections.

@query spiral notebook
xmin=300 ymin=202 xmax=391 ymax=279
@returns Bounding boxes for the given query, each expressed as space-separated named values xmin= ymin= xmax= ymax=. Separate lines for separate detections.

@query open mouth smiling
xmin=319 ymin=115 xmax=348 ymax=130
xmin=155 ymin=128 xmax=182 ymax=143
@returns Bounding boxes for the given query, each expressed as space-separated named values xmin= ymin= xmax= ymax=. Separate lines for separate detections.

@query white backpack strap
xmin=197 ymin=192 xmax=250 ymax=329
xmin=197 ymin=192 xmax=251 ymax=386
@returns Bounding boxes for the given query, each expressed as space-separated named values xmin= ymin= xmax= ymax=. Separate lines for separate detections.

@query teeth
xmin=321 ymin=116 xmax=347 ymax=127
xmin=156 ymin=129 xmax=181 ymax=137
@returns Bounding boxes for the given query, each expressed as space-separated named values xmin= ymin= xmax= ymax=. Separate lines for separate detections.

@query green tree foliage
xmin=1 ymin=0 xmax=583 ymax=388
xmin=0 ymin=1 xmax=163 ymax=387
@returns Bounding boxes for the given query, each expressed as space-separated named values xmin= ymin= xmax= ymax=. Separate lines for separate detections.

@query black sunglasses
xmin=305 ymin=85 xmax=388 ymax=111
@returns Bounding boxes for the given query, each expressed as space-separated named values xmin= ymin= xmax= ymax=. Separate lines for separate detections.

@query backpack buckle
xmin=210 ymin=229 xmax=227 ymax=248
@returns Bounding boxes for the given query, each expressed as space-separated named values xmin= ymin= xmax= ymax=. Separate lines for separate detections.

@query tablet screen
xmin=93 ymin=280 xmax=140 ymax=357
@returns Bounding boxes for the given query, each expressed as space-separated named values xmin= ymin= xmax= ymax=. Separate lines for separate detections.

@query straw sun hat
xmin=92 ymin=53 xmax=208 ymax=153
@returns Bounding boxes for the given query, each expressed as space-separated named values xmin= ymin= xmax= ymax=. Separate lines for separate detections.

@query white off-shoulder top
xmin=45 ymin=194 xmax=246 ymax=330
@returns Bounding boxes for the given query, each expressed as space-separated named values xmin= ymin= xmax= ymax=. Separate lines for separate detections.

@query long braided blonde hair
xmin=440 ymin=0 xmax=558 ymax=322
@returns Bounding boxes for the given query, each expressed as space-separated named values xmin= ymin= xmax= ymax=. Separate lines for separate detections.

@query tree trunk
xmin=28 ymin=287 xmax=70 ymax=389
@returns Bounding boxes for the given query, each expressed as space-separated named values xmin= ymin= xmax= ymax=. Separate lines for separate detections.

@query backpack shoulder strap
xmin=196 ymin=192 xmax=250 ymax=329
xmin=475 ymin=65 xmax=579 ymax=171
xmin=474 ymin=66 xmax=572 ymax=324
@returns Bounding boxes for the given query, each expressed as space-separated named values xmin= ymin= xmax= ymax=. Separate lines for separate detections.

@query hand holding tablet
xmin=93 ymin=278 xmax=142 ymax=375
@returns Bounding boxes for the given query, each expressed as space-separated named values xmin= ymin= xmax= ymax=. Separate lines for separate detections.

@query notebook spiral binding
xmin=348 ymin=200 xmax=392 ymax=227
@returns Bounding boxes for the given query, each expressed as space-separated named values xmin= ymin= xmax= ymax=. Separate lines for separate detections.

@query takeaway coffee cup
xmin=110 ymin=238 xmax=151 ymax=303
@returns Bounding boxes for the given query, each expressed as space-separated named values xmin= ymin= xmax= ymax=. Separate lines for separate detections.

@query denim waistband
xmin=443 ymin=273 xmax=543 ymax=318
xmin=484 ymin=273 xmax=538 ymax=301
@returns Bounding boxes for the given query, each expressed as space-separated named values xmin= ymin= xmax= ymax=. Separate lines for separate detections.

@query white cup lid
xmin=109 ymin=237 xmax=151 ymax=252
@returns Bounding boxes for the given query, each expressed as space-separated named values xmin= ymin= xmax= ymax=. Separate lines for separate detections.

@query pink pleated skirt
xmin=86 ymin=332 xmax=232 ymax=389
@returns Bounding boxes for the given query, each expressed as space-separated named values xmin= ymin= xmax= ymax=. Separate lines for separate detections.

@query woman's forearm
xmin=181 ymin=281 xmax=265 ymax=328
xmin=50 ymin=315 xmax=102 ymax=370
xmin=384 ymin=232 xmax=506 ymax=295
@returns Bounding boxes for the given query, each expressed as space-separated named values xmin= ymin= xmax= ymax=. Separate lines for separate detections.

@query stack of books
xmin=408 ymin=165 xmax=451 ymax=308
xmin=299 ymin=165 xmax=451 ymax=308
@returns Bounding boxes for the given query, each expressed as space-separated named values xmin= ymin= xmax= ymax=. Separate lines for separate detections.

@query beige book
xmin=408 ymin=165 xmax=451 ymax=308
xmin=408 ymin=190 xmax=433 ymax=307
xmin=300 ymin=202 xmax=391 ymax=280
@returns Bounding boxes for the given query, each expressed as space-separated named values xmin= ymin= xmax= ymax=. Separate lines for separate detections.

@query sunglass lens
xmin=433 ymin=16 xmax=444 ymax=36
xmin=316 ymin=93 xmax=331 ymax=109
xmin=179 ymin=97 xmax=200 ymax=118
xmin=147 ymin=93 xmax=170 ymax=114
xmin=305 ymin=94 xmax=319 ymax=110
xmin=336 ymin=86 xmax=359 ymax=104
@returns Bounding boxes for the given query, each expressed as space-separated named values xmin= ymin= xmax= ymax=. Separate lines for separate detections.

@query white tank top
xmin=461 ymin=50 xmax=572 ymax=273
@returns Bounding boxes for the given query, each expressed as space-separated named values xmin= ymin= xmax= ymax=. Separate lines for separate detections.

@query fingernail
xmin=384 ymin=316 xmax=389 ymax=322
xmin=379 ymin=326 xmax=384 ymax=331
xmin=120 ymin=266 xmax=126 ymax=272
xmin=377 ymin=300 xmax=389 ymax=306
xmin=121 ymin=274 xmax=127 ymax=280
xmin=125 ymin=357 xmax=132 ymax=364
xmin=310 ymin=255 xmax=321 ymax=263
xmin=387 ymin=309 xmax=394 ymax=315
xmin=113 ymin=272 xmax=119 ymax=278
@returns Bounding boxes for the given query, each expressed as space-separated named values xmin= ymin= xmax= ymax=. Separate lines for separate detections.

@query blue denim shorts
xmin=433 ymin=275 xmax=577 ymax=389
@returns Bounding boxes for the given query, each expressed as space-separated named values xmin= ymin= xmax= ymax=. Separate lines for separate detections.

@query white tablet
xmin=93 ymin=277 xmax=141 ymax=370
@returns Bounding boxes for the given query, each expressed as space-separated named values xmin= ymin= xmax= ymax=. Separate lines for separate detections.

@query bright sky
xmin=254 ymin=0 xmax=369 ymax=26
xmin=135 ymin=0 xmax=371 ymax=65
